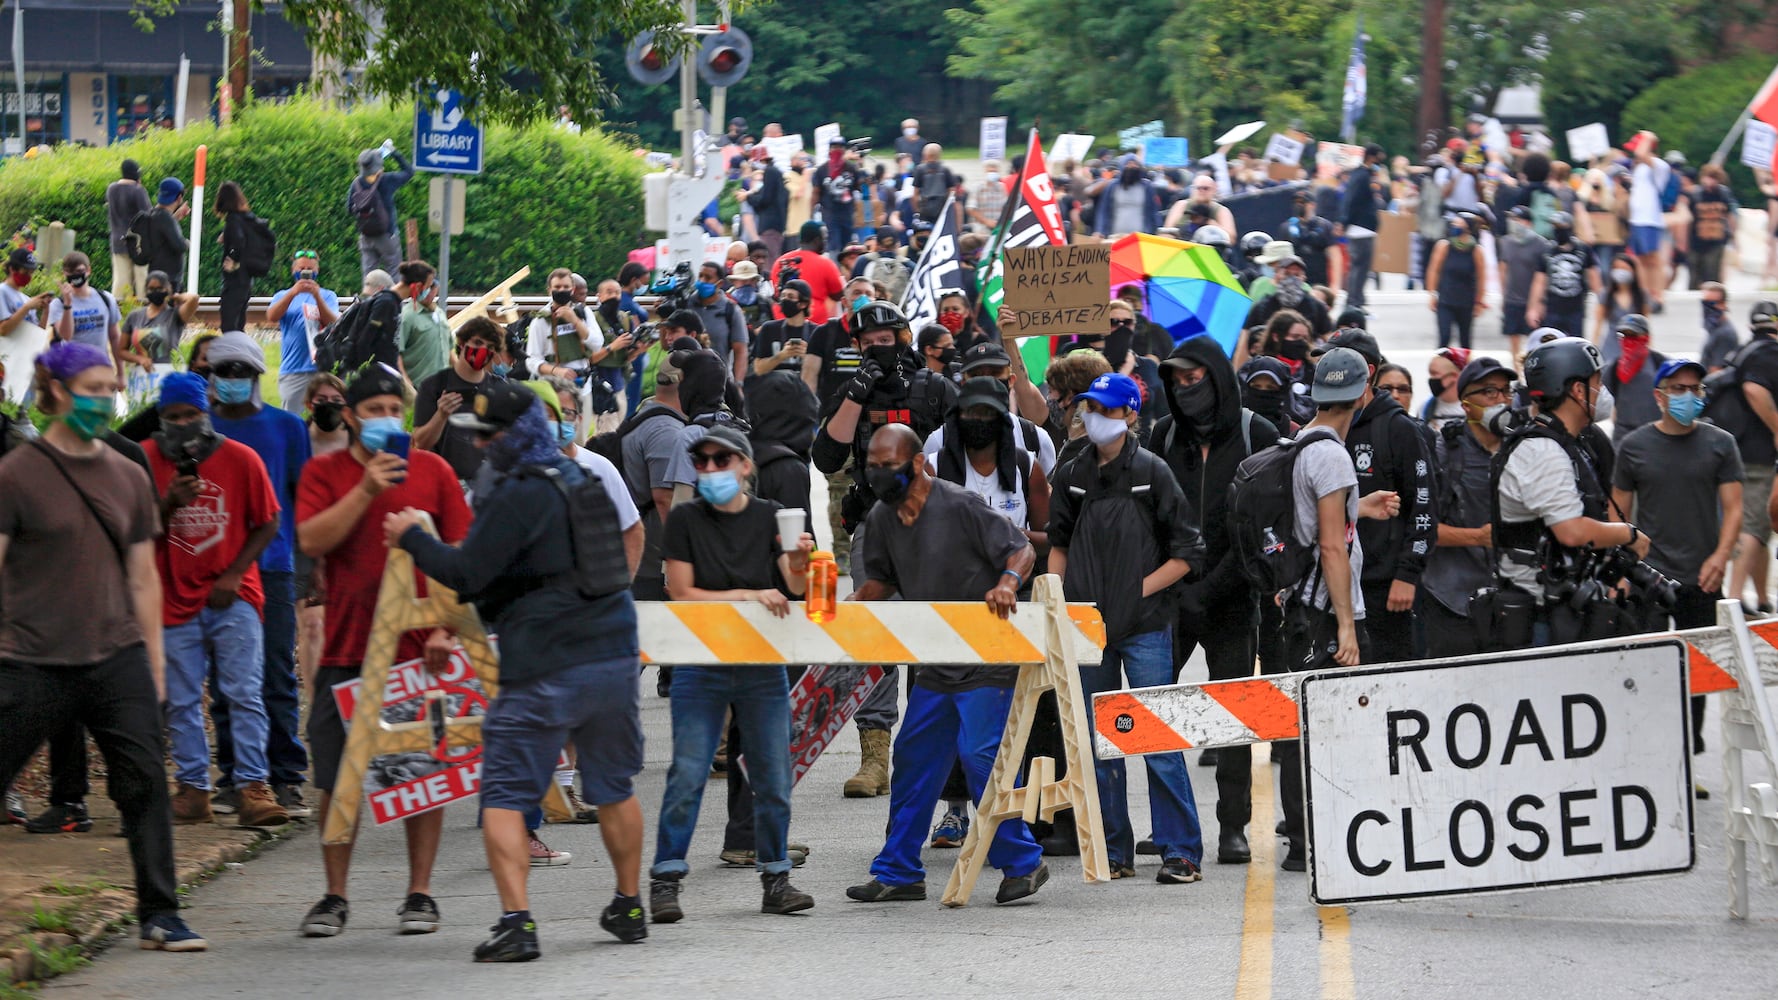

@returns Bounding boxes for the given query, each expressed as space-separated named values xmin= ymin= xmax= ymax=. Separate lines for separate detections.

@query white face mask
xmin=1081 ymin=411 xmax=1128 ymax=447
xmin=1591 ymin=384 xmax=1614 ymax=423
xmin=903 ymin=127 xmax=918 ymax=137
xmin=1476 ymin=402 xmax=1510 ymax=434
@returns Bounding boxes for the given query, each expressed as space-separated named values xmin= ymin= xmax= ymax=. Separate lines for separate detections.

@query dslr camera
xmin=648 ymin=262 xmax=694 ymax=316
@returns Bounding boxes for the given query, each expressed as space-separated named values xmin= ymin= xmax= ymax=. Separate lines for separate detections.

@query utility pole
xmin=1417 ymin=0 xmax=1446 ymax=156
xmin=229 ymin=0 xmax=250 ymax=107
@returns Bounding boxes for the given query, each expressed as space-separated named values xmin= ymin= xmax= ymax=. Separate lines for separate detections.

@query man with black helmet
xmin=812 ymin=299 xmax=958 ymax=797
xmin=1489 ymin=337 xmax=1650 ymax=646
xmin=1232 ymin=231 xmax=1270 ymax=291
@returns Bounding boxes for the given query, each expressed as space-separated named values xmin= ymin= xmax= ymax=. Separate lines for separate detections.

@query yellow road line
xmin=1317 ymin=903 xmax=1355 ymax=1000
xmin=1235 ymin=744 xmax=1275 ymax=1000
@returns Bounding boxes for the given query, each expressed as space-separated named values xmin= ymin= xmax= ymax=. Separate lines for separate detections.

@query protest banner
xmin=1264 ymin=132 xmax=1305 ymax=166
xmin=901 ymin=194 xmax=964 ymax=331
xmin=1743 ymin=120 xmax=1778 ymax=172
xmin=761 ymin=133 xmax=804 ymax=169
xmin=1566 ymin=123 xmax=1611 ymax=163
xmin=332 ymin=650 xmax=492 ymax=825
xmin=1001 ymin=244 xmax=1110 ymax=337
xmin=1316 ymin=141 xmax=1365 ymax=183
xmin=1142 ymin=137 xmax=1190 ymax=167
xmin=980 ymin=116 xmax=1008 ymax=165
xmin=787 ymin=666 xmax=885 ymax=785
xmin=1049 ymin=133 xmax=1095 ymax=167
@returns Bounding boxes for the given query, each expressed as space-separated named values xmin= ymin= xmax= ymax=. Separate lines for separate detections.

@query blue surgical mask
xmin=214 ymin=377 xmax=254 ymax=405
xmin=557 ymin=420 xmax=577 ymax=444
xmin=695 ymin=281 xmax=718 ymax=299
xmin=357 ymin=415 xmax=405 ymax=453
xmin=1666 ymin=392 xmax=1706 ymax=427
xmin=852 ymin=294 xmax=872 ymax=313
xmin=696 ymin=470 xmax=741 ymax=505
xmin=491 ymin=362 xmax=512 ymax=378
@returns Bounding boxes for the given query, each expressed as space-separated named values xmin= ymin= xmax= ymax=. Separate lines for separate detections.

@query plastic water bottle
xmin=379 ymin=138 xmax=396 ymax=158
xmin=805 ymin=551 xmax=838 ymax=623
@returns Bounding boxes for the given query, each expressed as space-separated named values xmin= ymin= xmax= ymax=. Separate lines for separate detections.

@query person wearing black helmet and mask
xmin=1150 ymin=335 xmax=1277 ymax=865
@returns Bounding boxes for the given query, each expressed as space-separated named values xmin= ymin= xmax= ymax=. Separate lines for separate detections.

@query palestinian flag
xmin=980 ymin=128 xmax=1067 ymax=381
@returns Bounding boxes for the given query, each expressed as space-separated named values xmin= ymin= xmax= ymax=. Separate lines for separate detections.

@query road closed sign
xmin=1301 ymin=640 xmax=1693 ymax=905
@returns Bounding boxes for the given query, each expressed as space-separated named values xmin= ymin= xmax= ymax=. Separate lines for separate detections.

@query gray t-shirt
xmin=1499 ymin=230 xmax=1551 ymax=305
xmin=1496 ymin=437 xmax=1586 ymax=600
xmin=121 ymin=306 xmax=184 ymax=364
xmin=1291 ymin=435 xmax=1365 ymax=617
xmin=1701 ymin=317 xmax=1739 ymax=371
xmin=47 ymin=288 xmax=121 ymax=353
xmin=1110 ymin=183 xmax=1148 ymax=236
xmin=618 ymin=406 xmax=689 ymax=582
xmin=0 ymin=283 xmax=41 ymax=327
xmin=693 ymin=298 xmax=748 ymax=375
xmin=1612 ymin=422 xmax=1743 ymax=581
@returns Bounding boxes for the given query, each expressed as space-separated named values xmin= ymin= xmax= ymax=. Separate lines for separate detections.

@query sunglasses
xmin=691 ymin=451 xmax=739 ymax=470
xmin=212 ymin=362 xmax=259 ymax=379
xmin=293 ymin=250 xmax=318 ymax=260
xmin=1378 ymin=384 xmax=1413 ymax=398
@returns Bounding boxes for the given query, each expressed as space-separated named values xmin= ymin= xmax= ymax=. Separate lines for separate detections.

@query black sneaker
xmin=274 ymin=784 xmax=313 ymax=819
xmin=301 ymin=894 xmax=349 ymax=937
xmin=473 ymin=913 xmax=540 ymax=963
xmin=25 ymin=801 xmax=92 ymax=834
xmin=844 ymin=878 xmax=926 ymax=902
xmin=760 ymin=871 xmax=814 ymax=914
xmin=650 ymin=876 xmax=684 ymax=924
xmin=1157 ymin=858 xmax=1203 ymax=884
xmin=1135 ymin=837 xmax=1161 ymax=856
xmin=600 ymin=897 xmax=648 ymax=943
xmin=1281 ymin=850 xmax=1307 ymax=873
xmin=396 ymin=892 xmax=440 ymax=934
xmin=995 ymin=862 xmax=1050 ymax=904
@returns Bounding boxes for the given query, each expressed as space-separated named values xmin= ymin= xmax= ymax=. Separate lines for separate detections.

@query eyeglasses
xmin=691 ymin=451 xmax=739 ymax=470
xmin=293 ymin=250 xmax=318 ymax=260
xmin=1377 ymin=384 xmax=1413 ymax=398
xmin=1659 ymin=385 xmax=1706 ymax=399
xmin=559 ymin=408 xmax=580 ymax=422
xmin=1463 ymin=386 xmax=1511 ymax=402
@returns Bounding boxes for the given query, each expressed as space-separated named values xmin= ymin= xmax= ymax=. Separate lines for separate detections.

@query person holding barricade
xmin=387 ymin=379 xmax=646 ymax=962
xmin=294 ymin=364 xmax=471 ymax=940
xmin=844 ymin=424 xmax=1049 ymax=904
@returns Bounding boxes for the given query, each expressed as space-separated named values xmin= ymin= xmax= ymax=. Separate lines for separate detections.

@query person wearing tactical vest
xmin=1423 ymin=357 xmax=1517 ymax=657
xmin=1049 ymin=373 xmax=1206 ymax=884
xmin=389 ymin=380 xmax=645 ymax=963
xmin=1488 ymin=337 xmax=1651 ymax=648
xmin=1150 ymin=337 xmax=1278 ymax=866
xmin=812 ymin=299 xmax=959 ymax=798
xmin=652 ymin=424 xmax=817 ymax=924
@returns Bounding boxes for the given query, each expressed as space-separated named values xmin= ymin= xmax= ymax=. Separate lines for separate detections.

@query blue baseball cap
xmin=157 ymin=177 xmax=184 ymax=204
xmin=1655 ymin=358 xmax=1705 ymax=385
xmin=1080 ymin=373 xmax=1142 ymax=412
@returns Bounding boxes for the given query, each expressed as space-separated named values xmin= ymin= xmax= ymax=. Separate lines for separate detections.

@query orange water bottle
xmin=805 ymin=550 xmax=838 ymax=623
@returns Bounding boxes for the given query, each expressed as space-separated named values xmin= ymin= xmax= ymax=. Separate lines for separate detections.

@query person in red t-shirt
xmin=769 ymin=221 xmax=844 ymax=324
xmin=293 ymin=364 xmax=470 ymax=939
xmin=148 ymin=373 xmax=285 ymax=829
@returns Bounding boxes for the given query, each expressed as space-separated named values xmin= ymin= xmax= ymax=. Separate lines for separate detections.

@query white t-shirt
xmin=47 ymin=287 xmax=121 ymax=353
xmin=923 ymin=414 xmax=1058 ymax=476
xmin=1629 ymin=159 xmax=1671 ymax=228
xmin=1436 ymin=166 xmax=1482 ymax=212
xmin=1291 ymin=435 xmax=1365 ymax=617
xmin=568 ymin=446 xmax=641 ymax=530
xmin=1495 ymin=437 xmax=1585 ymax=600
xmin=958 ymin=461 xmax=1029 ymax=530
xmin=0 ymin=283 xmax=41 ymax=327
xmin=527 ymin=312 xmax=603 ymax=374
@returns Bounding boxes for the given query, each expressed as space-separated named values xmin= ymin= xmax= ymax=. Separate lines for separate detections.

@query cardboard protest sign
xmin=332 ymin=650 xmax=490 ymax=825
xmin=1588 ymin=211 xmax=1625 ymax=247
xmin=813 ymin=122 xmax=842 ymax=151
xmin=1566 ymin=123 xmax=1611 ymax=163
xmin=980 ymin=116 xmax=1007 ymax=165
xmin=1743 ymin=120 xmax=1778 ymax=173
xmin=1372 ymin=211 xmax=1416 ymax=275
xmin=1264 ymin=133 xmax=1305 ymax=166
xmin=1001 ymin=244 xmax=1110 ymax=337
xmin=1119 ymin=120 xmax=1164 ymax=148
xmin=761 ymin=134 xmax=804 ymax=169
xmin=1049 ymin=133 xmax=1095 ymax=167
xmin=1143 ymin=137 xmax=1190 ymax=166
xmin=1316 ymin=141 xmax=1365 ymax=183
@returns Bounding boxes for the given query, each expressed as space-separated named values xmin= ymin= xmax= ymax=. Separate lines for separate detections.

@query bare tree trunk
xmin=229 ymin=0 xmax=250 ymax=106
xmin=1416 ymin=0 xmax=1446 ymax=157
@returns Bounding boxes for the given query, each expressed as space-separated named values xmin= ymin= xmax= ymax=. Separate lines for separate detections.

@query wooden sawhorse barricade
xmin=323 ymin=558 xmax=1114 ymax=907
xmin=1091 ymin=599 xmax=1778 ymax=918
xmin=446 ymin=266 xmax=532 ymax=333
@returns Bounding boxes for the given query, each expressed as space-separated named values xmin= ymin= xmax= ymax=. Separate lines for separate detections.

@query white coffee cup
xmin=775 ymin=508 xmax=806 ymax=553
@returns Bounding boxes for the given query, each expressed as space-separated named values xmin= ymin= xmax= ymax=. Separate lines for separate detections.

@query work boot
xmin=1218 ymin=827 xmax=1252 ymax=865
xmin=760 ymin=871 xmax=814 ymax=915
xmin=1039 ymin=808 xmax=1080 ymax=856
xmin=843 ymin=729 xmax=891 ymax=798
xmin=237 ymin=782 xmax=290 ymax=827
xmin=171 ymin=783 xmax=213 ymax=825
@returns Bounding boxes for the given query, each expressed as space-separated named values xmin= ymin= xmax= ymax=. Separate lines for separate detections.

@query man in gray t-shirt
xmin=1291 ymin=434 xmax=1365 ymax=619
xmin=620 ymin=393 xmax=689 ymax=601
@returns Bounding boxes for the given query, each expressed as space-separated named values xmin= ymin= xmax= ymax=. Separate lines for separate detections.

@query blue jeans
xmin=871 ymin=684 xmax=1043 ymax=886
xmin=1078 ymin=627 xmax=1203 ymax=866
xmin=652 ymin=666 xmax=795 ymax=876
xmin=165 ymin=601 xmax=268 ymax=789
xmin=212 ymin=571 xmax=306 ymax=787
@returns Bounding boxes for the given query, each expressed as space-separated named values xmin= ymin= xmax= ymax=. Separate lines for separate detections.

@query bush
xmin=1621 ymin=55 xmax=1774 ymax=207
xmin=0 ymin=97 xmax=649 ymax=298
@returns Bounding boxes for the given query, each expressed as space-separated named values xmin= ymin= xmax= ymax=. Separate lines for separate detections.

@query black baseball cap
xmin=6 ymin=248 xmax=39 ymax=271
xmin=450 ymin=380 xmax=537 ymax=433
xmin=956 ymin=376 xmax=1010 ymax=415
xmin=960 ymin=342 xmax=1011 ymax=373
xmin=1322 ymin=327 xmax=1383 ymax=367
xmin=1457 ymin=357 xmax=1517 ymax=396
xmin=344 ymin=364 xmax=407 ymax=407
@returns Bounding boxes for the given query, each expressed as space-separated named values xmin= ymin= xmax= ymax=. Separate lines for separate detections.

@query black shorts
xmin=306 ymin=666 xmax=360 ymax=793
xmin=1502 ymin=302 xmax=1530 ymax=337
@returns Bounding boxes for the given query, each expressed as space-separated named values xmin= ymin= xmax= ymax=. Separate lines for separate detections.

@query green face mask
xmin=63 ymin=393 xmax=113 ymax=441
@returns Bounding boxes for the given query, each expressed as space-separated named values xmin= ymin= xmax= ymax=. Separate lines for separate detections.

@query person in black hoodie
xmin=1150 ymin=337 xmax=1278 ymax=864
xmin=1327 ymin=329 xmax=1436 ymax=663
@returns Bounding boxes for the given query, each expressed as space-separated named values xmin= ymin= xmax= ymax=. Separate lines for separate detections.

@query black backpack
xmin=517 ymin=463 xmax=633 ymax=600
xmin=1225 ymin=426 xmax=1340 ymax=595
xmin=124 ymin=209 xmax=158 ymax=266
xmin=312 ymin=291 xmax=391 ymax=375
xmin=1703 ymin=337 xmax=1778 ymax=441
xmin=235 ymin=213 xmax=277 ymax=278
xmin=915 ymin=163 xmax=951 ymax=223
xmin=349 ymin=180 xmax=392 ymax=238
xmin=588 ymin=405 xmax=689 ymax=503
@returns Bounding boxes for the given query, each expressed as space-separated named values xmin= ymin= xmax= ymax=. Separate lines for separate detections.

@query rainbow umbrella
xmin=1109 ymin=232 xmax=1251 ymax=356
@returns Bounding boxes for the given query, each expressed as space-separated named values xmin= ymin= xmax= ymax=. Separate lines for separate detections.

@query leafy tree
xmin=1622 ymin=54 xmax=1775 ymax=205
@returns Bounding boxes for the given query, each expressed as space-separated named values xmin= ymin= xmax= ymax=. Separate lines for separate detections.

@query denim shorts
xmin=1629 ymin=224 xmax=1664 ymax=256
xmin=479 ymin=655 xmax=643 ymax=811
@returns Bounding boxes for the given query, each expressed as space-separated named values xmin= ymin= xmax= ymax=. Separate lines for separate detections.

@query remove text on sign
xmin=1001 ymin=245 xmax=1110 ymax=337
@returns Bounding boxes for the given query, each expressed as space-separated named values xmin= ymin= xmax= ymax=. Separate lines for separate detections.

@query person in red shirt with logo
xmin=147 ymin=372 xmax=286 ymax=829
xmin=294 ymin=364 xmax=470 ymax=940
xmin=769 ymin=220 xmax=844 ymax=324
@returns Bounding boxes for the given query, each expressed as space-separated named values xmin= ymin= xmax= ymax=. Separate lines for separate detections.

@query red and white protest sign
xmin=333 ymin=650 xmax=493 ymax=825
xmin=788 ymin=665 xmax=885 ymax=785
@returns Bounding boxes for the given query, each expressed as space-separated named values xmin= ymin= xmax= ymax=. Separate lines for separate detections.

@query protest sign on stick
xmin=1001 ymin=244 xmax=1110 ymax=337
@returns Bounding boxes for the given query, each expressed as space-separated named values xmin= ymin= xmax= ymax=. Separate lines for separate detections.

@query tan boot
xmin=171 ymin=783 xmax=213 ymax=825
xmin=843 ymin=729 xmax=892 ymax=798
xmin=236 ymin=781 xmax=290 ymax=827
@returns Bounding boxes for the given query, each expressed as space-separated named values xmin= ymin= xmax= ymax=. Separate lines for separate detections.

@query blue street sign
xmin=413 ymin=87 xmax=482 ymax=175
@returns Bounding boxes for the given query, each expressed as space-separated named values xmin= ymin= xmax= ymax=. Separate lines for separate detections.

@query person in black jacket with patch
xmin=1150 ymin=337 xmax=1278 ymax=865
xmin=1322 ymin=329 xmax=1435 ymax=663
xmin=1048 ymin=373 xmax=1207 ymax=884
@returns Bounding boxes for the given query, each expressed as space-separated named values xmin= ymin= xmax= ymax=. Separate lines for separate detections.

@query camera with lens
xmin=648 ymin=262 xmax=694 ymax=316
xmin=846 ymin=136 xmax=874 ymax=155
xmin=1594 ymin=546 xmax=1682 ymax=612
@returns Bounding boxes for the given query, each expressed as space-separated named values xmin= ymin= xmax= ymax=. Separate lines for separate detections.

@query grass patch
xmin=40 ymin=879 xmax=117 ymax=898
xmin=24 ymin=941 xmax=86 ymax=978
xmin=23 ymin=904 xmax=74 ymax=935
xmin=0 ymin=982 xmax=41 ymax=999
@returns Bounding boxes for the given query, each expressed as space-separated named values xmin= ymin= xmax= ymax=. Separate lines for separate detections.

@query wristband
xmin=1627 ymin=525 xmax=1640 ymax=547
xmin=1001 ymin=569 xmax=1023 ymax=589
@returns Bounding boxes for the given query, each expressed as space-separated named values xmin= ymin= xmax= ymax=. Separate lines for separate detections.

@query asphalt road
xmin=52 ymin=272 xmax=1778 ymax=999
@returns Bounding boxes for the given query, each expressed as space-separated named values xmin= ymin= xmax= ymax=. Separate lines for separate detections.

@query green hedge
xmin=1621 ymin=55 xmax=1773 ymax=208
xmin=0 ymin=97 xmax=649 ymax=298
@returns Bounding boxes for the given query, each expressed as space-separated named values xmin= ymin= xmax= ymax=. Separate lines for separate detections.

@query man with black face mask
xmin=812 ymin=300 xmax=958 ymax=797
xmin=1091 ymin=158 xmax=1161 ymax=238
xmin=1149 ymin=338 xmax=1277 ymax=865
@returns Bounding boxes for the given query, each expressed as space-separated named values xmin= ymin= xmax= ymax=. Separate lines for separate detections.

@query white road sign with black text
xmin=1302 ymin=640 xmax=1693 ymax=905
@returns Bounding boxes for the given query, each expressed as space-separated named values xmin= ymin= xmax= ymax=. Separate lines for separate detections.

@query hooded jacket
xmin=1149 ymin=338 xmax=1279 ymax=614
xmin=1346 ymin=390 xmax=1436 ymax=589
